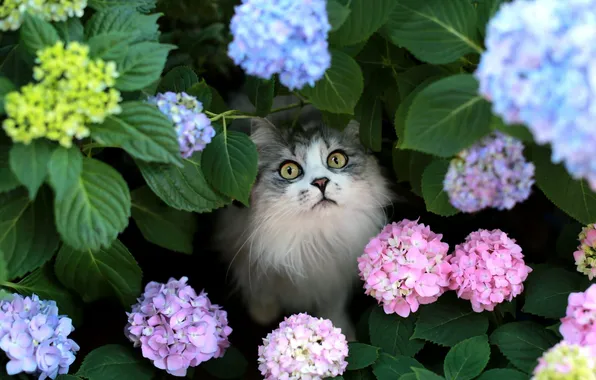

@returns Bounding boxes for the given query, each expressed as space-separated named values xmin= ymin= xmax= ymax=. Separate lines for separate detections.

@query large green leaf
xmin=131 ymin=186 xmax=197 ymax=254
xmin=202 ymin=346 xmax=248 ymax=379
xmin=0 ymin=188 xmax=59 ymax=280
xmin=530 ymin=144 xmax=596 ymax=225
xmin=372 ymin=354 xmax=424 ymax=380
xmin=476 ymin=0 xmax=504 ymax=38
xmin=47 ymin=146 xmax=83 ymax=201
xmin=489 ymin=115 xmax=534 ymax=143
xmin=421 ymin=159 xmax=459 ymax=216
xmin=396 ymin=65 xmax=452 ymax=101
xmin=84 ymin=6 xmax=160 ymax=42
xmin=369 ymin=306 xmax=424 ymax=357
xmin=0 ymin=250 xmax=7 ymax=284
xmin=54 ymin=239 xmax=142 ymax=306
xmin=329 ymin=0 xmax=397 ymax=47
xmin=9 ymin=140 xmax=56 ymax=199
xmin=157 ymin=65 xmax=199 ymax=94
xmin=0 ymin=139 xmax=19 ymax=193
xmin=356 ymin=90 xmax=383 ymax=152
xmin=201 ymin=131 xmax=258 ymax=206
xmin=54 ymin=18 xmax=84 ymax=43
xmin=0 ymin=76 xmax=15 ymax=114
xmin=490 ymin=321 xmax=559 ymax=373
xmin=443 ymin=335 xmax=490 ymax=380
xmin=476 ymin=369 xmax=527 ymax=380
xmin=88 ymin=0 xmax=157 ymax=13
xmin=20 ymin=13 xmax=60 ymax=55
xmin=411 ymin=368 xmax=445 ymax=380
xmin=412 ymin=295 xmax=489 ymax=347
xmin=383 ymin=0 xmax=482 ymax=64
xmin=301 ymin=50 xmax=363 ymax=115
xmin=76 ymin=344 xmax=155 ymax=380
xmin=402 ymin=74 xmax=492 ymax=157
xmin=87 ymin=32 xmax=133 ymax=63
xmin=322 ymin=111 xmax=353 ymax=131
xmin=91 ymin=101 xmax=182 ymax=166
xmin=244 ymin=76 xmax=275 ymax=117
xmin=54 ymin=157 xmax=131 ymax=251
xmin=346 ymin=343 xmax=380 ymax=371
xmin=327 ymin=0 xmax=351 ymax=32
xmin=137 ymin=153 xmax=231 ymax=213
xmin=0 ymin=44 xmax=34 ymax=88
xmin=115 ymin=42 xmax=176 ymax=92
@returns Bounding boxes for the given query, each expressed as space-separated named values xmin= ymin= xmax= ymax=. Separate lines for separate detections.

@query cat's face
xmin=249 ymin=119 xmax=392 ymax=216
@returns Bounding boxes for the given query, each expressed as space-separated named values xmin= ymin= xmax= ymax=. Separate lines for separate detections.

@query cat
xmin=212 ymin=95 xmax=394 ymax=340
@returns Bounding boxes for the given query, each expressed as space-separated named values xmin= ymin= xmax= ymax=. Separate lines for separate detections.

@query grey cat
xmin=212 ymin=94 xmax=394 ymax=339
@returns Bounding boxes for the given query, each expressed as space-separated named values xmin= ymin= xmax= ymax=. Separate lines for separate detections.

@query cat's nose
xmin=311 ymin=177 xmax=329 ymax=193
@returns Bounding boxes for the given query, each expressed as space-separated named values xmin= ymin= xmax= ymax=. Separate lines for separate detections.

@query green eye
xmin=279 ymin=161 xmax=302 ymax=180
xmin=327 ymin=151 xmax=348 ymax=169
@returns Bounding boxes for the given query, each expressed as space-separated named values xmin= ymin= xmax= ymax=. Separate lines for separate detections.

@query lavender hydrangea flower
xmin=475 ymin=0 xmax=596 ymax=191
xmin=0 ymin=294 xmax=79 ymax=379
xmin=227 ymin=0 xmax=331 ymax=90
xmin=125 ymin=276 xmax=232 ymax=377
xmin=147 ymin=92 xmax=216 ymax=158
xmin=443 ymin=131 xmax=535 ymax=213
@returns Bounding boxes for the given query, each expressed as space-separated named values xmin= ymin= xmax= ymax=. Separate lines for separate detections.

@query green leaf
xmin=201 ymin=346 xmax=248 ymax=379
xmin=396 ymin=65 xmax=452 ymax=100
xmin=411 ymin=368 xmax=445 ymax=380
xmin=322 ymin=111 xmax=353 ymax=131
xmin=490 ymin=116 xmax=534 ymax=143
xmin=408 ymin=151 xmax=434 ymax=197
xmin=87 ymin=32 xmax=133 ymax=63
xmin=0 ymin=45 xmax=34 ymax=88
xmin=476 ymin=0 xmax=504 ymax=37
xmin=157 ymin=65 xmax=199 ymax=94
xmin=187 ymin=80 xmax=212 ymax=110
xmin=84 ymin=6 xmax=160 ymax=42
xmin=201 ymin=131 xmax=258 ymax=206
xmin=0 ymin=76 xmax=15 ymax=114
xmin=0 ymin=188 xmax=60 ymax=280
xmin=9 ymin=140 xmax=55 ymax=199
xmin=88 ymin=0 xmax=157 ymax=13
xmin=383 ymin=0 xmax=482 ymax=64
xmin=47 ymin=146 xmax=83 ymax=201
xmin=54 ymin=157 xmax=131 ymax=251
xmin=0 ymin=251 xmax=6 ymax=284
xmin=356 ymin=92 xmax=383 ymax=152
xmin=301 ymin=50 xmax=363 ymax=115
xmin=443 ymin=335 xmax=490 ymax=380
xmin=245 ymin=76 xmax=275 ymax=117
xmin=369 ymin=306 xmax=424 ymax=357
xmin=393 ymin=146 xmax=411 ymax=183
xmin=115 ymin=42 xmax=176 ymax=92
xmin=490 ymin=321 xmax=559 ymax=373
xmin=421 ymin=159 xmax=459 ymax=216
xmin=327 ymin=0 xmax=351 ymax=32
xmin=131 ymin=186 xmax=197 ymax=254
xmin=54 ymin=18 xmax=84 ymax=42
xmin=402 ymin=74 xmax=492 ymax=157
xmin=5 ymin=264 xmax=82 ymax=325
xmin=522 ymin=265 xmax=586 ymax=319
xmin=347 ymin=343 xmax=380 ymax=371
xmin=476 ymin=369 xmax=527 ymax=380
xmin=329 ymin=0 xmax=397 ymax=46
xmin=20 ymin=13 xmax=60 ymax=55
xmin=137 ymin=152 xmax=231 ymax=213
xmin=413 ymin=295 xmax=489 ymax=347
xmin=91 ymin=101 xmax=182 ymax=166
xmin=0 ymin=140 xmax=19 ymax=193
xmin=530 ymin=144 xmax=596 ymax=225
xmin=54 ymin=239 xmax=142 ymax=306
xmin=372 ymin=354 xmax=425 ymax=380
xmin=76 ymin=344 xmax=155 ymax=380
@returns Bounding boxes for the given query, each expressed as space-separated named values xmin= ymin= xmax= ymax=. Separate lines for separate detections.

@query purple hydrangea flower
xmin=0 ymin=294 xmax=79 ymax=379
xmin=475 ymin=0 xmax=596 ymax=191
xmin=443 ymin=131 xmax=535 ymax=213
xmin=147 ymin=92 xmax=216 ymax=158
xmin=227 ymin=0 xmax=331 ymax=90
xmin=124 ymin=276 xmax=232 ymax=377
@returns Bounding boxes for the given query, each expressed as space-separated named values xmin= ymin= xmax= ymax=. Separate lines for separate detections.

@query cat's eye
xmin=327 ymin=150 xmax=348 ymax=169
xmin=279 ymin=161 xmax=302 ymax=180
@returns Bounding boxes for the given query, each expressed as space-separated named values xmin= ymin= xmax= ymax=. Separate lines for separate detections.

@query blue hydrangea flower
xmin=0 ymin=293 xmax=79 ymax=379
xmin=227 ymin=0 xmax=331 ymax=90
xmin=475 ymin=0 xmax=596 ymax=191
xmin=147 ymin=92 xmax=216 ymax=159
xmin=444 ymin=132 xmax=535 ymax=213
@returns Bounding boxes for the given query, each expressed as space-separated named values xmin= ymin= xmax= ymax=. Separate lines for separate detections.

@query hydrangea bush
xmin=1 ymin=0 xmax=596 ymax=378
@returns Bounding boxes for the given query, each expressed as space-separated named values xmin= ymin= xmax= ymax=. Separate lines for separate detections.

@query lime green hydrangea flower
xmin=532 ymin=341 xmax=596 ymax=380
xmin=573 ymin=224 xmax=596 ymax=280
xmin=41 ymin=0 xmax=87 ymax=22
xmin=2 ymin=41 xmax=122 ymax=148
xmin=0 ymin=0 xmax=86 ymax=32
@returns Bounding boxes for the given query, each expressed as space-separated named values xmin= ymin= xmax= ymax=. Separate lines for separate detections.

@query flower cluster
xmin=532 ymin=341 xmax=596 ymax=380
xmin=125 ymin=276 xmax=232 ymax=377
xmin=227 ymin=0 xmax=331 ymax=90
xmin=475 ymin=0 xmax=596 ymax=192
xmin=2 ymin=41 xmax=121 ymax=148
xmin=147 ymin=92 xmax=215 ymax=158
xmin=257 ymin=313 xmax=348 ymax=379
xmin=573 ymin=224 xmax=596 ymax=280
xmin=443 ymin=131 xmax=535 ymax=213
xmin=446 ymin=229 xmax=532 ymax=312
xmin=357 ymin=219 xmax=452 ymax=317
xmin=560 ymin=284 xmax=596 ymax=347
xmin=0 ymin=0 xmax=86 ymax=31
xmin=0 ymin=293 xmax=79 ymax=379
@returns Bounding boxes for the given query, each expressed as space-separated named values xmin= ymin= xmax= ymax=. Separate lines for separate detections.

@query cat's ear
xmin=343 ymin=119 xmax=360 ymax=138
xmin=250 ymin=117 xmax=281 ymax=147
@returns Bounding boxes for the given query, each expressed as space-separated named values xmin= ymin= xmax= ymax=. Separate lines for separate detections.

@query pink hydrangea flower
xmin=560 ymin=284 xmax=596 ymax=347
xmin=446 ymin=229 xmax=532 ymax=312
xmin=257 ymin=313 xmax=348 ymax=380
xmin=357 ymin=219 xmax=451 ymax=317
xmin=573 ymin=224 xmax=596 ymax=280
xmin=124 ymin=276 xmax=232 ymax=377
